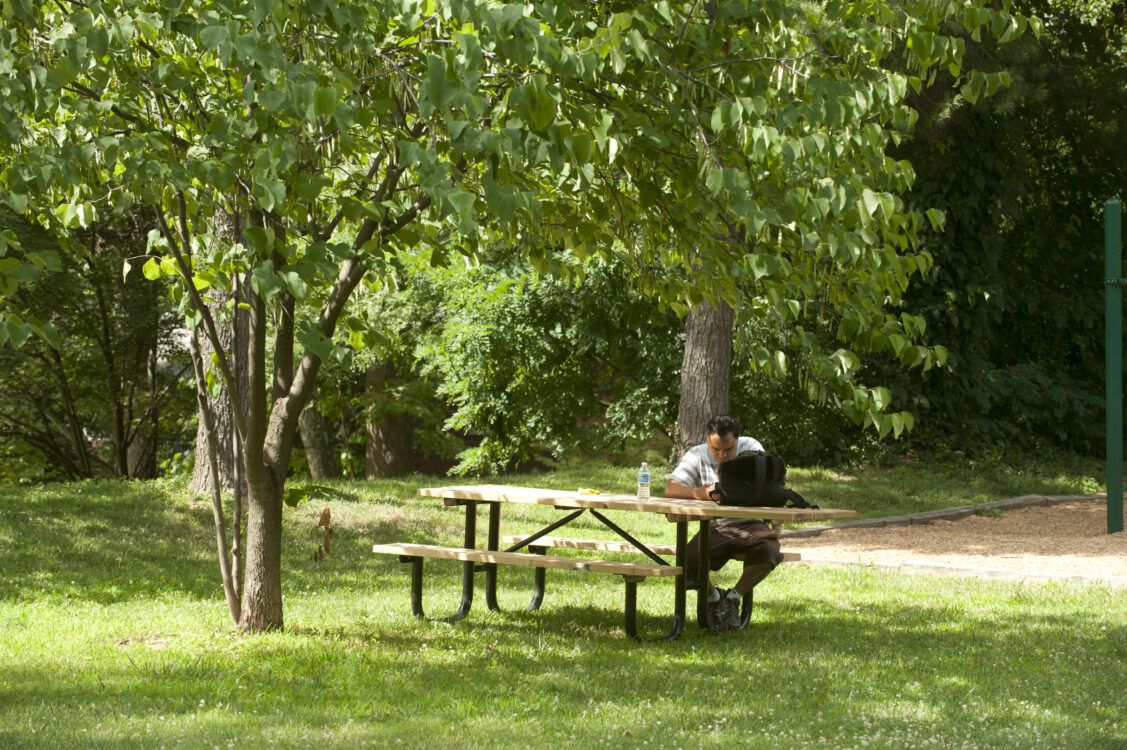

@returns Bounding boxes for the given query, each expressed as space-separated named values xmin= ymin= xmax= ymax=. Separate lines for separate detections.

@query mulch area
xmin=783 ymin=498 xmax=1127 ymax=586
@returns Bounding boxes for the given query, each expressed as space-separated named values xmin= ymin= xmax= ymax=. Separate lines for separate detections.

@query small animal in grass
xmin=313 ymin=507 xmax=333 ymax=561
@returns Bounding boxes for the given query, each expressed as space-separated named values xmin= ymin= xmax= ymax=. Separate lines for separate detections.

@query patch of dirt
xmin=784 ymin=499 xmax=1127 ymax=584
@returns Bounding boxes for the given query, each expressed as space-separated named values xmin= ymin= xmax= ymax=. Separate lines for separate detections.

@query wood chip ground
xmin=784 ymin=499 xmax=1127 ymax=585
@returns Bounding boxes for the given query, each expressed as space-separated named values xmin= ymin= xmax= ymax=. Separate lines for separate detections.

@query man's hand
xmin=665 ymin=478 xmax=717 ymax=501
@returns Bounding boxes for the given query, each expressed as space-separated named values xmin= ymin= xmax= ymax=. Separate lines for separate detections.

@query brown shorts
xmin=685 ymin=520 xmax=782 ymax=581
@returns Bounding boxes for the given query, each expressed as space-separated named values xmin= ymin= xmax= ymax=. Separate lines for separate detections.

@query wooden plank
xmin=499 ymin=535 xmax=801 ymax=563
xmin=372 ymin=543 xmax=681 ymax=577
xmin=502 ymin=535 xmax=671 ymax=553
xmin=418 ymin=484 xmax=855 ymax=523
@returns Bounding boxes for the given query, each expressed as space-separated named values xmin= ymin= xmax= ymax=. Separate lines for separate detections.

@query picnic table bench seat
xmin=372 ymin=542 xmax=679 ymax=638
xmin=371 ymin=542 xmax=681 ymax=577
xmin=498 ymin=534 xmax=801 ymax=563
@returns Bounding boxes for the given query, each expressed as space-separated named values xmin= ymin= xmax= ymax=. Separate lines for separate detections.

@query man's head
xmin=705 ymin=415 xmax=741 ymax=463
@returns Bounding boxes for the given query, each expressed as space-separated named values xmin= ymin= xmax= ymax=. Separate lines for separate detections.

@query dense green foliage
xmin=0 ymin=212 xmax=195 ymax=481
xmin=883 ymin=0 xmax=1127 ymax=455
xmin=420 ymin=258 xmax=683 ymax=473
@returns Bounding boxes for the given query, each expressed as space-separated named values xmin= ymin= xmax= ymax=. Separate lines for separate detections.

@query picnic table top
xmin=418 ymin=484 xmax=856 ymax=523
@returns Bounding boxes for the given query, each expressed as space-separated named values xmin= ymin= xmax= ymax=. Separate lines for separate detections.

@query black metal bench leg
xmin=694 ymin=519 xmax=712 ymax=630
xmin=400 ymin=554 xmax=475 ymax=623
xmin=529 ymin=548 xmax=546 ymax=611
xmin=400 ymin=501 xmax=477 ymax=623
xmin=409 ymin=556 xmax=424 ymax=617
xmin=627 ymin=520 xmax=687 ymax=642
xmin=624 ymin=575 xmax=641 ymax=639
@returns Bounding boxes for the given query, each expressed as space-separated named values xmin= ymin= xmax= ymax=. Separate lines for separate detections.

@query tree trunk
xmin=365 ymin=362 xmax=413 ymax=478
xmin=299 ymin=402 xmax=338 ymax=479
xmin=238 ymin=470 xmax=285 ymax=631
xmin=128 ymin=329 xmax=160 ymax=479
xmin=188 ymin=292 xmax=249 ymax=493
xmin=674 ymin=299 xmax=734 ymax=461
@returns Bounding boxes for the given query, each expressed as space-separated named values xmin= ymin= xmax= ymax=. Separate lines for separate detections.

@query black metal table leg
xmin=445 ymin=500 xmax=476 ymax=621
xmin=695 ymin=519 xmax=711 ymax=630
xmin=485 ymin=501 xmax=502 ymax=611
xmin=628 ymin=520 xmax=686 ymax=641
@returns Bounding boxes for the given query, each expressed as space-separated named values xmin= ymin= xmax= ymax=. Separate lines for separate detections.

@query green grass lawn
xmin=0 ymin=457 xmax=1123 ymax=749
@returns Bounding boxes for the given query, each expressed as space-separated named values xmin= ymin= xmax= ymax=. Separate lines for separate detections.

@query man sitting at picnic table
xmin=664 ymin=415 xmax=782 ymax=631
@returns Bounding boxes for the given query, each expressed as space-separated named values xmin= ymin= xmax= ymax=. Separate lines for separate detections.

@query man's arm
xmin=664 ymin=478 xmax=715 ymax=501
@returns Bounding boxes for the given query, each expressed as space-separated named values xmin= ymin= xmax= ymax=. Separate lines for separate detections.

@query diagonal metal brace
xmin=501 ymin=508 xmax=588 ymax=553
xmin=590 ymin=509 xmax=671 ymax=566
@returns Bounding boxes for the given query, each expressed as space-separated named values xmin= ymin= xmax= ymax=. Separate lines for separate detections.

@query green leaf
xmin=244 ymin=226 xmax=276 ymax=255
xmin=859 ymin=189 xmax=881 ymax=221
xmin=142 ymin=257 xmax=162 ymax=280
xmin=5 ymin=320 xmax=31 ymax=349
xmin=250 ymin=261 xmax=281 ymax=298
xmin=313 ymin=86 xmax=338 ymax=117
xmin=447 ymin=190 xmax=477 ymax=223
xmin=283 ymin=488 xmax=308 ymax=508
xmin=925 ymin=208 xmax=946 ymax=231
xmin=36 ymin=323 xmax=61 ymax=350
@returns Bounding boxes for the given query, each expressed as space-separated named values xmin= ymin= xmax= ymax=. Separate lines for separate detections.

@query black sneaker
xmin=723 ymin=592 xmax=743 ymax=629
xmin=706 ymin=589 xmax=728 ymax=633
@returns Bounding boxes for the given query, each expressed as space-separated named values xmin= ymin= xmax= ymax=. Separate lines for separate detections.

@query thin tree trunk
xmin=127 ymin=340 xmax=159 ymax=479
xmin=238 ymin=278 xmax=286 ymax=632
xmin=674 ymin=299 xmax=734 ymax=461
xmin=189 ymin=331 xmax=241 ymax=623
xmin=299 ymin=401 xmax=338 ymax=479
xmin=47 ymin=348 xmax=94 ymax=476
xmin=188 ymin=291 xmax=250 ymax=492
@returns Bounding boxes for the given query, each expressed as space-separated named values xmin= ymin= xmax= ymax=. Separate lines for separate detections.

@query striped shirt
xmin=669 ymin=435 xmax=764 ymax=488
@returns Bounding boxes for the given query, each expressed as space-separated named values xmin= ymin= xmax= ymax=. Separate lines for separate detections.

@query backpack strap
xmin=753 ymin=452 xmax=767 ymax=503
xmin=771 ymin=453 xmax=786 ymax=485
xmin=779 ymin=487 xmax=818 ymax=509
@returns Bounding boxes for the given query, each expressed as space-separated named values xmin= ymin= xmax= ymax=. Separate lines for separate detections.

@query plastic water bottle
xmin=637 ymin=462 xmax=650 ymax=499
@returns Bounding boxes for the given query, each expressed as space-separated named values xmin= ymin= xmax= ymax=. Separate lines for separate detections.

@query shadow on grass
xmin=0 ymin=480 xmax=223 ymax=603
xmin=0 ymin=480 xmax=412 ymax=605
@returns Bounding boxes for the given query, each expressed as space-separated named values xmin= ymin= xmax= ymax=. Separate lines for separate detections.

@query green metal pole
xmin=1106 ymin=198 xmax=1124 ymax=535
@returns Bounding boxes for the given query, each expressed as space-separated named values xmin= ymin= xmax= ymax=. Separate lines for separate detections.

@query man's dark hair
xmin=705 ymin=415 xmax=740 ymax=439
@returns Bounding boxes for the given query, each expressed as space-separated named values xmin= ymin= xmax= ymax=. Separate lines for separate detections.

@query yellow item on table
xmin=577 ymin=487 xmax=601 ymax=495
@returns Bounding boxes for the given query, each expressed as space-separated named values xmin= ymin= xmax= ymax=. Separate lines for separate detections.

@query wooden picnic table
xmin=373 ymin=484 xmax=855 ymax=640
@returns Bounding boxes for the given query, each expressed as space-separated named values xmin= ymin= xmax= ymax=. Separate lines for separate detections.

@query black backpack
xmin=708 ymin=451 xmax=818 ymax=509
